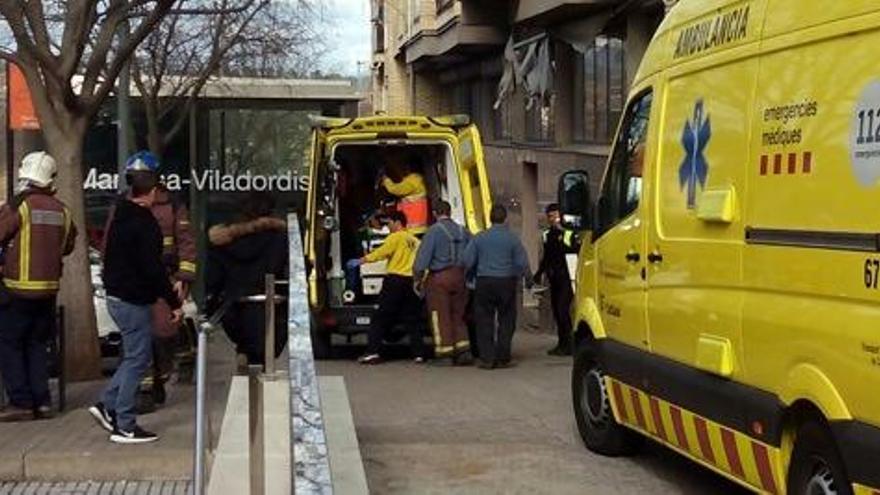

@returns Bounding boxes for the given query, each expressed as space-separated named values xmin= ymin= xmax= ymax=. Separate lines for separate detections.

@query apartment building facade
xmin=371 ymin=0 xmax=669 ymax=266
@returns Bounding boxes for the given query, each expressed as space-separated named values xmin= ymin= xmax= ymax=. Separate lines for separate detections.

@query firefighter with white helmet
xmin=0 ymin=151 xmax=77 ymax=422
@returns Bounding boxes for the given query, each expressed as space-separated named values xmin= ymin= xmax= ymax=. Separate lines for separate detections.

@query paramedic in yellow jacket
xmin=381 ymin=152 xmax=428 ymax=234
xmin=348 ymin=211 xmax=425 ymax=364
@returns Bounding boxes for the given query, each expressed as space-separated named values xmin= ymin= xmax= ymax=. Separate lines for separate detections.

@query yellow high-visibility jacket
xmin=364 ymin=230 xmax=420 ymax=277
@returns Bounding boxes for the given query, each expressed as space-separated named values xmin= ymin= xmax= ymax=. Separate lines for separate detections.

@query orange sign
xmin=8 ymin=63 xmax=39 ymax=130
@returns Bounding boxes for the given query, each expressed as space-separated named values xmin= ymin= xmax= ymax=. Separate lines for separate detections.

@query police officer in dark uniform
xmin=533 ymin=203 xmax=577 ymax=356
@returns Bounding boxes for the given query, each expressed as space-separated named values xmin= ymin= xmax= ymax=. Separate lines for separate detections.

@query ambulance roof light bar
xmin=429 ymin=114 xmax=471 ymax=128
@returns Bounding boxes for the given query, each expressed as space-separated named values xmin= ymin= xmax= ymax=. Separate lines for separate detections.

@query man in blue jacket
xmin=413 ymin=200 xmax=471 ymax=365
xmin=463 ymin=205 xmax=530 ymax=369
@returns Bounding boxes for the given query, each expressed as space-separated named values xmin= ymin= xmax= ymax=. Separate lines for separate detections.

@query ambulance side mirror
xmin=557 ymin=170 xmax=593 ymax=233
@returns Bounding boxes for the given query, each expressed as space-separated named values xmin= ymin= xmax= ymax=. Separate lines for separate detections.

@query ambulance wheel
xmin=787 ymin=420 xmax=853 ymax=495
xmin=310 ymin=317 xmax=332 ymax=360
xmin=572 ymin=342 xmax=642 ymax=456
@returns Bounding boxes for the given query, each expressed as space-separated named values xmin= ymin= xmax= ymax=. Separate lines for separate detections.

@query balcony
xmin=402 ymin=1 xmax=505 ymax=70
xmin=515 ymin=0 xmax=616 ymax=26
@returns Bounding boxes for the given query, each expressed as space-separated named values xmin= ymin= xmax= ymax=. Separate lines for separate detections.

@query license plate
xmin=356 ymin=316 xmax=371 ymax=326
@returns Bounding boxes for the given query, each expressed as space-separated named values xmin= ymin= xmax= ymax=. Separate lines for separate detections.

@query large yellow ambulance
xmin=305 ymin=115 xmax=491 ymax=358
xmin=558 ymin=1 xmax=880 ymax=493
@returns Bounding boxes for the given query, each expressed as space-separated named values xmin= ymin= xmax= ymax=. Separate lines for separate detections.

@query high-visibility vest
xmin=398 ymin=195 xmax=429 ymax=230
xmin=0 ymin=192 xmax=76 ymax=298
xmin=383 ymin=173 xmax=429 ymax=232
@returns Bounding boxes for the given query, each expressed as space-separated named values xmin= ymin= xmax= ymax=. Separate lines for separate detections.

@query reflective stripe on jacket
xmin=151 ymin=189 xmax=197 ymax=282
xmin=0 ymin=191 xmax=76 ymax=298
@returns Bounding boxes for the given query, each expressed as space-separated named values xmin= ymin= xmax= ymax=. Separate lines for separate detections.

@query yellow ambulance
xmin=305 ymin=115 xmax=491 ymax=358
xmin=558 ymin=1 xmax=880 ymax=493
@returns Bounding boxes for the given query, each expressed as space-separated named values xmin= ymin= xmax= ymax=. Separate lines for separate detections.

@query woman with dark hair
xmin=206 ymin=193 xmax=288 ymax=366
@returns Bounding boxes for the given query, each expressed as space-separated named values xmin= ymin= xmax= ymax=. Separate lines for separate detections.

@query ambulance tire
xmin=787 ymin=420 xmax=853 ymax=495
xmin=310 ymin=317 xmax=332 ymax=360
xmin=572 ymin=342 xmax=643 ymax=456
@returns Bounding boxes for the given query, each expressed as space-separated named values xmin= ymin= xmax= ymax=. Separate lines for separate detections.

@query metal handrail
xmin=193 ymin=275 xmax=287 ymax=495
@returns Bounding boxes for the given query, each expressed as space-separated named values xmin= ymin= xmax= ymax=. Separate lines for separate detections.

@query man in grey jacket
xmin=463 ymin=205 xmax=530 ymax=369
xmin=413 ymin=200 xmax=472 ymax=365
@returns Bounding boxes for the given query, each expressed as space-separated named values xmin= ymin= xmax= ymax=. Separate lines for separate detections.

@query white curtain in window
xmin=493 ymin=36 xmax=553 ymax=111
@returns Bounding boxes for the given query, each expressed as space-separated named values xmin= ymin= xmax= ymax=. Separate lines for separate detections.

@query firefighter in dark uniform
xmin=0 ymin=151 xmax=77 ymax=421
xmin=103 ymin=151 xmax=197 ymax=409
xmin=533 ymin=203 xmax=577 ymax=356
xmin=149 ymin=164 xmax=197 ymax=391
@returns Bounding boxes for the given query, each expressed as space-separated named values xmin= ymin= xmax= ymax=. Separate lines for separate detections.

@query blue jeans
xmin=101 ymin=298 xmax=153 ymax=431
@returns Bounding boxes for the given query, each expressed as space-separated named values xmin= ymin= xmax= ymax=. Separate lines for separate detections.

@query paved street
xmin=319 ymin=329 xmax=749 ymax=494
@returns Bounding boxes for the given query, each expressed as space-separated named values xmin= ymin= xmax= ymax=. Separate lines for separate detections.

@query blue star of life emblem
xmin=679 ymin=99 xmax=711 ymax=209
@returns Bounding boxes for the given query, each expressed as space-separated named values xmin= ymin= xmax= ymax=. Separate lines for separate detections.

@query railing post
xmin=57 ymin=305 xmax=66 ymax=412
xmin=192 ymin=321 xmax=209 ymax=495
xmin=264 ymin=274 xmax=276 ymax=377
xmin=248 ymin=365 xmax=265 ymax=495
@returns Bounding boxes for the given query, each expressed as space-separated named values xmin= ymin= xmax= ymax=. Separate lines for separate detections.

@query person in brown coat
xmin=0 ymin=151 xmax=76 ymax=421
xmin=413 ymin=200 xmax=472 ymax=365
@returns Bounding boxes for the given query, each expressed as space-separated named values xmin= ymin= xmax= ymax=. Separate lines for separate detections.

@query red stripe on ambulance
xmin=693 ymin=417 xmax=716 ymax=464
xmin=611 ymin=381 xmax=628 ymax=423
xmin=759 ymin=152 xmax=813 ymax=176
xmin=670 ymin=406 xmax=690 ymax=451
xmin=649 ymin=397 xmax=667 ymax=441
xmin=752 ymin=442 xmax=778 ymax=494
xmin=630 ymin=389 xmax=647 ymax=430
xmin=720 ymin=428 xmax=745 ymax=478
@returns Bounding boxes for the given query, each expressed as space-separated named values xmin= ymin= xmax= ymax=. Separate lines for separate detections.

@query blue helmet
xmin=125 ymin=150 xmax=160 ymax=174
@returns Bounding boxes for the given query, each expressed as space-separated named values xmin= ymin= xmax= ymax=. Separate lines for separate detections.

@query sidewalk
xmin=0 ymin=334 xmax=236 ymax=482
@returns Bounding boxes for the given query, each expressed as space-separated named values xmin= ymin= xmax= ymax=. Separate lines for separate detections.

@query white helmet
xmin=19 ymin=151 xmax=57 ymax=189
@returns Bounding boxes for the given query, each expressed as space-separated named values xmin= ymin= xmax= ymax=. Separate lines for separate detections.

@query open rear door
xmin=456 ymin=124 xmax=492 ymax=232
xmin=305 ymin=127 xmax=327 ymax=308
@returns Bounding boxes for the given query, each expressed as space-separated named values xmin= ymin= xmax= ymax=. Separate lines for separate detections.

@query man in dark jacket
xmin=463 ymin=205 xmax=530 ymax=369
xmin=533 ymin=203 xmax=577 ymax=356
xmin=206 ymin=193 xmax=288 ymax=366
xmin=88 ymin=172 xmax=181 ymax=444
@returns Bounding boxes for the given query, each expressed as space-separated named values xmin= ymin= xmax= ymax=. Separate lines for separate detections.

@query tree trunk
xmin=145 ymin=98 xmax=164 ymax=159
xmin=47 ymin=130 xmax=102 ymax=381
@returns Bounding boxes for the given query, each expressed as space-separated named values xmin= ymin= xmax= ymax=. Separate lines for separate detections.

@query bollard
xmin=58 ymin=306 xmax=66 ymax=412
xmin=193 ymin=321 xmax=209 ymax=495
xmin=264 ymin=274 xmax=276 ymax=377
xmin=248 ymin=365 xmax=265 ymax=495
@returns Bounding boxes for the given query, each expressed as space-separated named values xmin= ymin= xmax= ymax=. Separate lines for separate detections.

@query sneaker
xmin=357 ymin=353 xmax=382 ymax=365
xmin=413 ymin=356 xmax=426 ymax=364
xmin=88 ymin=403 xmax=116 ymax=432
xmin=476 ymin=360 xmax=495 ymax=370
xmin=33 ymin=405 xmax=54 ymax=420
xmin=110 ymin=425 xmax=159 ymax=444
xmin=496 ymin=360 xmax=518 ymax=369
